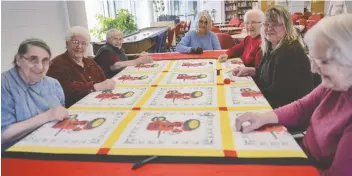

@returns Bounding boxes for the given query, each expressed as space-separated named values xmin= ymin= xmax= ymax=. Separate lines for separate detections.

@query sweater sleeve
xmin=211 ymin=32 xmax=222 ymax=50
xmin=322 ymin=123 xmax=352 ymax=176
xmin=260 ymin=42 xmax=313 ymax=108
xmin=274 ymin=84 xmax=325 ymax=128
xmin=225 ymin=37 xmax=246 ymax=58
xmin=176 ymin=32 xmax=193 ymax=53
xmin=254 ymin=48 xmax=262 ymax=68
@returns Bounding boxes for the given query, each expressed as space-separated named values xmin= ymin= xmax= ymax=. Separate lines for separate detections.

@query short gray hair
xmin=261 ymin=5 xmax=304 ymax=55
xmin=106 ymin=29 xmax=122 ymax=41
xmin=244 ymin=9 xmax=265 ymax=23
xmin=304 ymin=14 xmax=352 ymax=66
xmin=65 ymin=26 xmax=91 ymax=42
xmin=194 ymin=10 xmax=212 ymax=32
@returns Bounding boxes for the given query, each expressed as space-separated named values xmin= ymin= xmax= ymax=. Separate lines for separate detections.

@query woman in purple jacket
xmin=235 ymin=14 xmax=352 ymax=176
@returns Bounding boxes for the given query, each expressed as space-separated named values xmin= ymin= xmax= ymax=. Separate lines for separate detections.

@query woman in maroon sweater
xmin=47 ymin=26 xmax=116 ymax=107
xmin=235 ymin=14 xmax=352 ymax=176
xmin=218 ymin=9 xmax=264 ymax=67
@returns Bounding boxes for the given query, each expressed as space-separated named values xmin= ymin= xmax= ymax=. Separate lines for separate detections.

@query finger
xmin=236 ymin=69 xmax=247 ymax=77
xmin=235 ymin=113 xmax=254 ymax=131
xmin=242 ymin=121 xmax=261 ymax=133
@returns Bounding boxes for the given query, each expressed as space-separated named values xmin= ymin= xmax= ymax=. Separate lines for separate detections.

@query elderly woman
xmin=47 ymin=26 xmax=116 ymax=108
xmin=1 ymin=39 xmax=68 ymax=151
xmin=231 ymin=6 xmax=313 ymax=108
xmin=176 ymin=10 xmax=221 ymax=54
xmin=235 ymin=14 xmax=352 ymax=175
xmin=218 ymin=9 xmax=264 ymax=67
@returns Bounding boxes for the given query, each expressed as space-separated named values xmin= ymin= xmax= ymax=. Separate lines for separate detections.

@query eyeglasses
xmin=22 ymin=55 xmax=51 ymax=66
xmin=199 ymin=20 xmax=208 ymax=25
xmin=70 ymin=40 xmax=88 ymax=47
xmin=262 ymin=22 xmax=284 ymax=28
xmin=244 ymin=21 xmax=261 ymax=25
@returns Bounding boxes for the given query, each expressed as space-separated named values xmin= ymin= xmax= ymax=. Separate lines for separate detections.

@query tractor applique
xmin=52 ymin=114 xmax=106 ymax=136
xmin=240 ymin=88 xmax=263 ymax=100
xmin=164 ymin=90 xmax=203 ymax=102
xmin=95 ymin=90 xmax=134 ymax=102
xmin=146 ymin=116 xmax=200 ymax=138
xmin=181 ymin=62 xmax=206 ymax=68
xmin=176 ymin=74 xmax=207 ymax=81
xmin=135 ymin=63 xmax=159 ymax=68
xmin=118 ymin=75 xmax=148 ymax=82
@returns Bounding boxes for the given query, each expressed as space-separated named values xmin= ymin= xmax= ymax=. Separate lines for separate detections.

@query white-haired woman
xmin=218 ymin=9 xmax=264 ymax=67
xmin=2 ymin=39 xmax=68 ymax=151
xmin=235 ymin=14 xmax=352 ymax=175
xmin=176 ymin=10 xmax=221 ymax=54
xmin=231 ymin=6 xmax=313 ymax=108
xmin=47 ymin=26 xmax=116 ymax=108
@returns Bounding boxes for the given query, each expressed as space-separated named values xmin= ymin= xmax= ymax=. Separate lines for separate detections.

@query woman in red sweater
xmin=218 ymin=9 xmax=264 ymax=67
xmin=235 ymin=14 xmax=352 ymax=176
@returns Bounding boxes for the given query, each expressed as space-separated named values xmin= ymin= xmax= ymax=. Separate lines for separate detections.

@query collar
xmin=63 ymin=50 xmax=96 ymax=69
xmin=105 ymin=43 xmax=125 ymax=54
xmin=9 ymin=67 xmax=44 ymax=94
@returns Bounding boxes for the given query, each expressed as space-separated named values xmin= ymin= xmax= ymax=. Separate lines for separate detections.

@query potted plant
xmin=90 ymin=9 xmax=138 ymax=41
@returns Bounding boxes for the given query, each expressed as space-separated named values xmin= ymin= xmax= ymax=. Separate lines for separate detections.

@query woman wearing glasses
xmin=47 ymin=26 xmax=116 ymax=108
xmin=176 ymin=10 xmax=221 ymax=54
xmin=218 ymin=9 xmax=264 ymax=67
xmin=1 ymin=39 xmax=68 ymax=151
xmin=231 ymin=6 xmax=313 ymax=108
xmin=235 ymin=14 xmax=352 ymax=175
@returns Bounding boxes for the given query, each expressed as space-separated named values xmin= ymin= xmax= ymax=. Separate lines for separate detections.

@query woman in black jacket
xmin=231 ymin=5 xmax=313 ymax=108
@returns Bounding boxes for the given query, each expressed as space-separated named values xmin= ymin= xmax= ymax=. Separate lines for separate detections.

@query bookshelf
xmin=225 ymin=0 xmax=259 ymax=21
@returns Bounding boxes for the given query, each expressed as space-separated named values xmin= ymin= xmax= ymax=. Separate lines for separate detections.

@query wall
xmin=1 ymin=1 xmax=69 ymax=72
xmin=1 ymin=1 xmax=92 ymax=72
xmin=199 ymin=0 xmax=224 ymax=23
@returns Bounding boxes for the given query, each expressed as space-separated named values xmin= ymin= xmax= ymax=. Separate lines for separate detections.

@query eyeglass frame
xmin=21 ymin=55 xmax=51 ymax=66
xmin=70 ymin=40 xmax=89 ymax=47
xmin=262 ymin=22 xmax=285 ymax=29
xmin=244 ymin=21 xmax=262 ymax=26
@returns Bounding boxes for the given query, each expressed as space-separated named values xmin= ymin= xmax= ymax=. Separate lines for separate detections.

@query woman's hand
xmin=235 ymin=112 xmax=279 ymax=133
xmin=94 ymin=79 xmax=116 ymax=91
xmin=218 ymin=54 xmax=229 ymax=63
xmin=231 ymin=67 xmax=256 ymax=77
xmin=45 ymin=106 xmax=69 ymax=122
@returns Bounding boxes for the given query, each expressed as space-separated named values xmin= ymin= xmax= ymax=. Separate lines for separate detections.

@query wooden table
xmin=2 ymin=51 xmax=319 ymax=176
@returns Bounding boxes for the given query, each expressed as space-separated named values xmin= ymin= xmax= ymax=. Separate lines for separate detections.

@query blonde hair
xmin=304 ymin=14 xmax=352 ymax=66
xmin=261 ymin=5 xmax=303 ymax=55
xmin=194 ymin=10 xmax=212 ymax=33
xmin=65 ymin=26 xmax=91 ymax=42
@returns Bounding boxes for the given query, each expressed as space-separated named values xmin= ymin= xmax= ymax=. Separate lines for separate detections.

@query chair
xmin=165 ymin=28 xmax=175 ymax=52
xmin=308 ymin=15 xmax=322 ymax=21
xmin=174 ymin=23 xmax=182 ymax=43
xmin=216 ymin=33 xmax=235 ymax=49
xmin=211 ymin=26 xmax=222 ymax=33
xmin=239 ymin=22 xmax=245 ymax=28
xmin=229 ymin=17 xmax=241 ymax=27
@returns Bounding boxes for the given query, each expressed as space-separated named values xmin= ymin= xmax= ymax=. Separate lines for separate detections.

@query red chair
xmin=216 ymin=33 xmax=235 ymax=49
xmin=165 ymin=28 xmax=175 ymax=52
xmin=229 ymin=18 xmax=241 ymax=27
xmin=302 ymin=20 xmax=318 ymax=34
xmin=308 ymin=15 xmax=321 ymax=21
xmin=239 ymin=22 xmax=245 ymax=28
xmin=211 ymin=26 xmax=222 ymax=33
xmin=174 ymin=23 xmax=182 ymax=43
xmin=294 ymin=12 xmax=303 ymax=16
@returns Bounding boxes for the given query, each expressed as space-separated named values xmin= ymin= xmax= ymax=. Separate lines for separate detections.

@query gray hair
xmin=194 ymin=10 xmax=212 ymax=32
xmin=304 ymin=14 xmax=352 ymax=66
xmin=65 ymin=26 xmax=91 ymax=42
xmin=13 ymin=38 xmax=51 ymax=67
xmin=106 ymin=29 xmax=122 ymax=41
xmin=261 ymin=5 xmax=304 ymax=55
xmin=244 ymin=9 xmax=265 ymax=23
